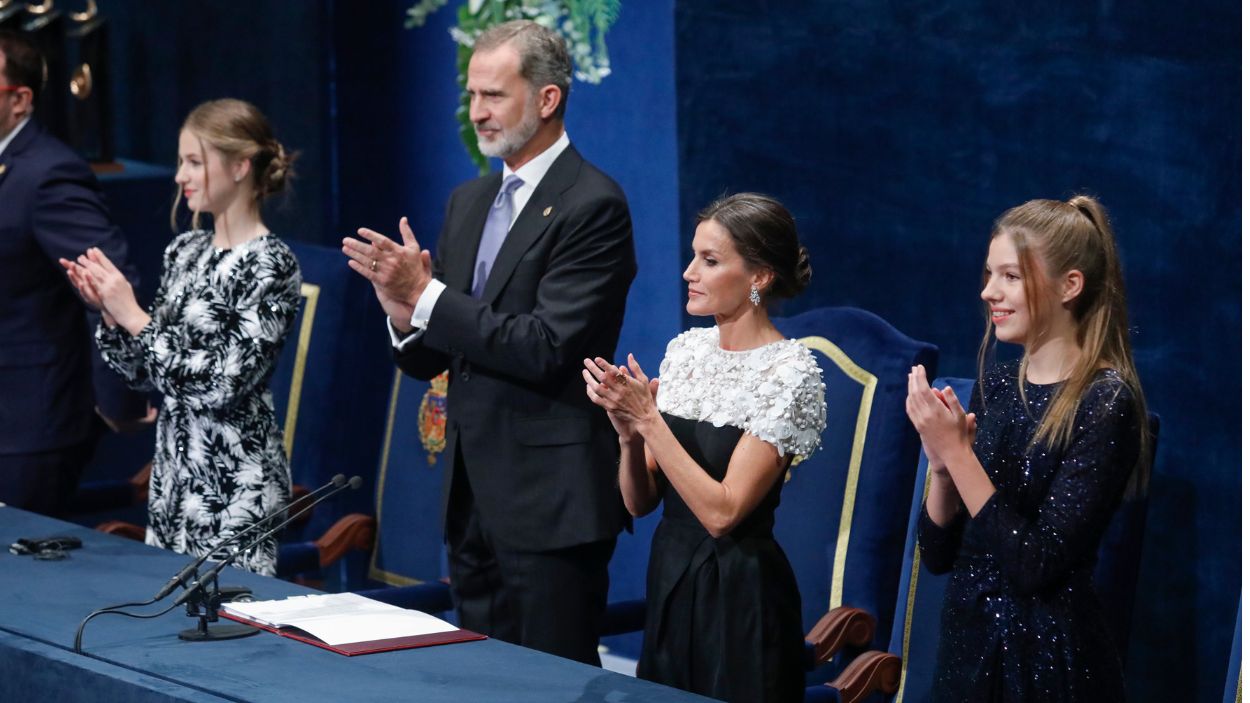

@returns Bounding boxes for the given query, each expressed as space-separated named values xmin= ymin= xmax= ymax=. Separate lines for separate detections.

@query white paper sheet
xmin=223 ymin=592 xmax=458 ymax=646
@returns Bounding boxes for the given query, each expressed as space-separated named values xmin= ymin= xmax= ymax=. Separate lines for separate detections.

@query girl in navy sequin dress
xmin=905 ymin=196 xmax=1149 ymax=702
xmin=583 ymin=194 xmax=826 ymax=702
xmin=61 ymin=99 xmax=300 ymax=575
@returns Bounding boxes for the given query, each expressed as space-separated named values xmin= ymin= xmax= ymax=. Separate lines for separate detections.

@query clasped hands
xmin=582 ymin=354 xmax=660 ymax=442
xmin=60 ymin=248 xmax=156 ymax=430
xmin=341 ymin=217 xmax=433 ymax=334
xmin=58 ymin=248 xmax=148 ymax=335
xmin=904 ymin=365 xmax=976 ymax=476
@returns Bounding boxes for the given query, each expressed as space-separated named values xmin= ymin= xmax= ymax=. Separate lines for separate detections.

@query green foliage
xmin=406 ymin=0 xmax=621 ymax=174
xmin=404 ymin=0 xmax=450 ymax=28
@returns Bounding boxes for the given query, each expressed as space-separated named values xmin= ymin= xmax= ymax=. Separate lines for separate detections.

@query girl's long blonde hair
xmin=977 ymin=195 xmax=1150 ymax=495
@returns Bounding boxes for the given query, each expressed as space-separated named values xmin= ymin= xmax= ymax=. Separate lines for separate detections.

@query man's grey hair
xmin=474 ymin=20 xmax=572 ymax=118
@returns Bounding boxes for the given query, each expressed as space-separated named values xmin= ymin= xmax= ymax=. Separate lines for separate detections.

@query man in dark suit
xmin=342 ymin=21 xmax=635 ymax=665
xmin=0 ymin=31 xmax=146 ymax=514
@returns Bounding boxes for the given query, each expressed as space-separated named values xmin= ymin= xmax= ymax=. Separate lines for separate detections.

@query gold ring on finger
xmin=370 ymin=259 xmax=378 ymax=272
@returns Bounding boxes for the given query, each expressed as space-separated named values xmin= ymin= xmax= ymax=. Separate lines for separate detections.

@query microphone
xmin=174 ymin=476 xmax=363 ymax=607
xmin=151 ymin=474 xmax=347 ymax=601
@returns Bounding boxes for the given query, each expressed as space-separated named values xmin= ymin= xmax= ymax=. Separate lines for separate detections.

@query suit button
xmin=460 ymin=371 xmax=470 ymax=381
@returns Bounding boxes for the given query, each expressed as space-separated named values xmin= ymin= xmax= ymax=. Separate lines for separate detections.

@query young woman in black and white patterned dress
xmin=61 ymin=99 xmax=301 ymax=575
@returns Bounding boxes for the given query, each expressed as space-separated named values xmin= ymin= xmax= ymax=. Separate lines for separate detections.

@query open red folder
xmin=220 ymin=611 xmax=485 ymax=656
xmin=219 ymin=592 xmax=486 ymax=656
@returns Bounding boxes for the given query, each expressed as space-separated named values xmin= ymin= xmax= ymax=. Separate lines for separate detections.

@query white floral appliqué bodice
xmin=656 ymin=326 xmax=826 ymax=458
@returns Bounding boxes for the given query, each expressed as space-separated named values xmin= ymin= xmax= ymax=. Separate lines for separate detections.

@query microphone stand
xmin=155 ymin=474 xmax=347 ymax=605
xmin=73 ymin=474 xmax=351 ymax=652
xmin=176 ymin=578 xmax=257 ymax=642
xmin=174 ymin=476 xmax=362 ymax=642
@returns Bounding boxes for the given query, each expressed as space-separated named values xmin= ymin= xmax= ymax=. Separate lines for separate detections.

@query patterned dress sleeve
xmin=133 ymin=243 xmax=301 ymax=411
xmin=965 ymin=378 xmax=1141 ymax=595
xmin=95 ymin=237 xmax=181 ymax=391
xmin=746 ymin=344 xmax=826 ymax=458
xmin=917 ymin=375 xmax=983 ymax=575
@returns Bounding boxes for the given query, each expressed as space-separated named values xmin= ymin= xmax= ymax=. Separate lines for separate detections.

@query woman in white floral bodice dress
xmin=583 ymin=193 xmax=825 ymax=703
xmin=61 ymin=99 xmax=300 ymax=575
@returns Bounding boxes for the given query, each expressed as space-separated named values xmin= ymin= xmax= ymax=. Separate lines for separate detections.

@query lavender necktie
xmin=472 ymin=174 xmax=524 ymax=298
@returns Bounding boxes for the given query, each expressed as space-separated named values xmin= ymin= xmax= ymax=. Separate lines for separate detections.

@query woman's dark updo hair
xmin=697 ymin=192 xmax=812 ymax=300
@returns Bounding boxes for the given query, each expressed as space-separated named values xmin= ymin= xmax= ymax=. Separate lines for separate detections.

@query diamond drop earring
xmin=749 ymin=285 xmax=761 ymax=307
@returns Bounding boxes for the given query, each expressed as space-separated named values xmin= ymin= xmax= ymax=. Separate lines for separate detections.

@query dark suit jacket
xmin=395 ymin=145 xmax=636 ymax=552
xmin=0 ymin=119 xmax=143 ymax=455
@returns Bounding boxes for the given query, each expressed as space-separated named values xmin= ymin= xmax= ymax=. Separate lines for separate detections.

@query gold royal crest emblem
xmin=418 ymin=371 xmax=449 ymax=466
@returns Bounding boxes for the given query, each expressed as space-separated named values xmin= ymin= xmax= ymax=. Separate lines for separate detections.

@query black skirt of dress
xmin=638 ymin=413 xmax=805 ymax=703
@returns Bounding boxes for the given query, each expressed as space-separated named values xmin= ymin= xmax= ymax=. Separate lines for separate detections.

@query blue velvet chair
xmin=267 ymin=241 xmax=392 ymax=542
xmin=769 ymin=307 xmax=938 ymax=685
xmin=360 ymin=368 xmax=452 ymax=600
xmin=275 ymin=514 xmax=378 ymax=583
xmin=1225 ymin=600 xmax=1241 ymax=703
xmin=262 ymin=241 xmax=393 ymax=589
xmin=826 ymin=379 xmax=1160 ymax=703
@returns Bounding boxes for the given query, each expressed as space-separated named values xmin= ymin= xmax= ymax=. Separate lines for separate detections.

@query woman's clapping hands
xmin=905 ymin=365 xmax=976 ymax=471
xmin=582 ymin=354 xmax=659 ymax=441
xmin=59 ymin=248 xmax=147 ymax=333
xmin=60 ymin=253 xmax=105 ymax=312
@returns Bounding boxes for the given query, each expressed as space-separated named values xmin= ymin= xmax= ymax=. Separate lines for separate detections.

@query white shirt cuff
xmin=387 ymin=317 xmax=420 ymax=350
xmin=387 ymin=279 xmax=447 ymax=351
xmin=411 ymin=278 xmax=446 ymax=329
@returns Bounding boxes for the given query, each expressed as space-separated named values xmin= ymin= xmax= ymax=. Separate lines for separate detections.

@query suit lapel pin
xmin=0 ymin=164 xmax=7 ymax=177
xmin=542 ymin=206 xmax=553 ymax=217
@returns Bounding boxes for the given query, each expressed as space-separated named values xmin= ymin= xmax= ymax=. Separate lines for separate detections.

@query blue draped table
xmin=0 ymin=507 xmax=711 ymax=703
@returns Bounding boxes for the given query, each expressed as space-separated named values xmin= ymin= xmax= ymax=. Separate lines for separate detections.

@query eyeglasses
xmin=0 ymin=86 xmax=27 ymax=93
